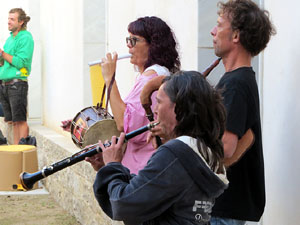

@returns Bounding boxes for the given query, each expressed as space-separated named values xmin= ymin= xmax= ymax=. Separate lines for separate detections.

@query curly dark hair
xmin=9 ymin=8 xmax=30 ymax=30
xmin=162 ymin=71 xmax=226 ymax=172
xmin=218 ymin=0 xmax=276 ymax=56
xmin=128 ymin=16 xmax=180 ymax=73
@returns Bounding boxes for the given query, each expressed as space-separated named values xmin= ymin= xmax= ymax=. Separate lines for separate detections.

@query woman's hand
xmin=101 ymin=52 xmax=118 ymax=85
xmin=98 ymin=132 xmax=126 ymax=165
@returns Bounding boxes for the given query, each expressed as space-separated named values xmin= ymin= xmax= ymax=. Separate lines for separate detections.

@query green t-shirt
xmin=0 ymin=30 xmax=34 ymax=81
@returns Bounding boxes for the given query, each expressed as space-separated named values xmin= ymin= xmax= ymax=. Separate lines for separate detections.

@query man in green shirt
xmin=0 ymin=8 xmax=34 ymax=144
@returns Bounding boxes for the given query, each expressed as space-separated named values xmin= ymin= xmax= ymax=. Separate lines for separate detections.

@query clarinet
xmin=20 ymin=122 xmax=159 ymax=190
xmin=202 ymin=57 xmax=222 ymax=77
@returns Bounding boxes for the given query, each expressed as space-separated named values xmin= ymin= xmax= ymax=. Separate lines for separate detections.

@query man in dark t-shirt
xmin=210 ymin=1 xmax=276 ymax=225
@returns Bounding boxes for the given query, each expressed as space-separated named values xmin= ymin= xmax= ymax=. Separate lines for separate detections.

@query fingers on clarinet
xmin=109 ymin=136 xmax=117 ymax=146
xmin=119 ymin=133 xmax=126 ymax=143
xmin=98 ymin=140 xmax=104 ymax=149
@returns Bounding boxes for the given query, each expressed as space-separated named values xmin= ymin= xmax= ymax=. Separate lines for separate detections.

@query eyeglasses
xmin=126 ymin=36 xmax=143 ymax=47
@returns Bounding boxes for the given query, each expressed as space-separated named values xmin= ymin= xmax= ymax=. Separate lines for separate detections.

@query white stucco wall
xmin=39 ymin=0 xmax=106 ymax=135
xmin=39 ymin=0 xmax=84 ymax=133
xmin=262 ymin=0 xmax=300 ymax=225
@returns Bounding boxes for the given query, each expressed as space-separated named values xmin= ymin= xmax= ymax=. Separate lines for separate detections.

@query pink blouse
xmin=122 ymin=73 xmax=159 ymax=174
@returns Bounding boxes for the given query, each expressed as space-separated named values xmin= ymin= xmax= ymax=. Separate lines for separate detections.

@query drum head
xmin=82 ymin=119 xmax=120 ymax=148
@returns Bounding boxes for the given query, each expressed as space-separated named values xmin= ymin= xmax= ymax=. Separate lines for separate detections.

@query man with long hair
xmin=87 ymin=71 xmax=228 ymax=224
xmin=0 ymin=8 xmax=34 ymax=144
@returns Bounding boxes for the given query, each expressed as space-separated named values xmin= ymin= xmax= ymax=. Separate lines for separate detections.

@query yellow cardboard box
xmin=0 ymin=145 xmax=38 ymax=191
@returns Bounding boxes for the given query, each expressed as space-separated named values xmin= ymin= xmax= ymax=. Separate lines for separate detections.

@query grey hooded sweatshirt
xmin=93 ymin=137 xmax=228 ymax=225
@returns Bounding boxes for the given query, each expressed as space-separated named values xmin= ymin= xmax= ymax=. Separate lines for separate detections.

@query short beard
xmin=9 ymin=26 xmax=19 ymax=33
xmin=214 ymin=48 xmax=222 ymax=58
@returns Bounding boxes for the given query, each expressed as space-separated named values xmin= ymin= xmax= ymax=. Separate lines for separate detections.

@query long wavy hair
xmin=128 ymin=16 xmax=180 ymax=73
xmin=218 ymin=0 xmax=276 ymax=56
xmin=163 ymin=71 xmax=226 ymax=172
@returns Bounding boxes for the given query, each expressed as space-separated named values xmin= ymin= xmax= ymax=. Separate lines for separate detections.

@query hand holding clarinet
xmin=85 ymin=133 xmax=126 ymax=171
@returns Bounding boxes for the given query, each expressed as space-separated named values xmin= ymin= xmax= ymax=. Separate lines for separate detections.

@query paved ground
xmin=0 ymin=185 xmax=81 ymax=225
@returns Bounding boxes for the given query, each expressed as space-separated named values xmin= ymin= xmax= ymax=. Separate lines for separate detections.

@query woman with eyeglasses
xmin=96 ymin=16 xmax=180 ymax=175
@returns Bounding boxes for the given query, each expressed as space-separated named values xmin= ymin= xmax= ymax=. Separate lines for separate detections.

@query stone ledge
xmin=0 ymin=119 xmax=112 ymax=225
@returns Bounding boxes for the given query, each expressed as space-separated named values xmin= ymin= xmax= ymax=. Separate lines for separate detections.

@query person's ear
xmin=232 ymin=30 xmax=240 ymax=43
xmin=18 ymin=18 xmax=24 ymax=27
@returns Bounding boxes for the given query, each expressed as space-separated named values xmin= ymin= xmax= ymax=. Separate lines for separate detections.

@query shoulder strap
xmin=99 ymin=84 xmax=106 ymax=108
xmin=98 ymin=72 xmax=115 ymax=117
xmin=105 ymin=72 xmax=115 ymax=111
